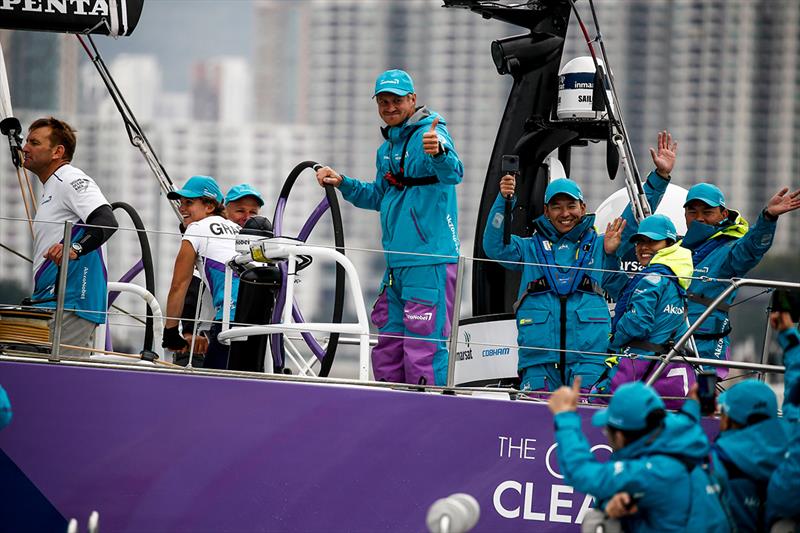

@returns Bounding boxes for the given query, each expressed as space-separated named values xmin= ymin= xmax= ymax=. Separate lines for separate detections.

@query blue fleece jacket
xmin=338 ymin=107 xmax=462 ymax=267
xmin=609 ymin=243 xmax=693 ymax=357
xmin=677 ymin=210 xmax=777 ymax=359
xmin=766 ymin=327 xmax=800 ymax=523
xmin=554 ymin=400 xmax=727 ymax=532
xmin=712 ymin=418 xmax=788 ymax=532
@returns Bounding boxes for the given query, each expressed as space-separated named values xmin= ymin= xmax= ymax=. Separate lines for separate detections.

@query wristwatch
xmin=70 ymin=242 xmax=83 ymax=256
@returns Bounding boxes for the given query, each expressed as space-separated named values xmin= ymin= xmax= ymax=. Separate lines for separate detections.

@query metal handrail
xmin=217 ymin=238 xmax=372 ymax=381
xmin=646 ymin=278 xmax=800 ymax=384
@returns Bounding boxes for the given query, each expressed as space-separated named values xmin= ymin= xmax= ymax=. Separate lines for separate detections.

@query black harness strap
xmin=512 ymin=275 xmax=603 ymax=313
xmin=625 ymin=339 xmax=674 ymax=355
xmin=383 ymin=125 xmax=439 ymax=190
xmin=687 ymin=292 xmax=731 ymax=313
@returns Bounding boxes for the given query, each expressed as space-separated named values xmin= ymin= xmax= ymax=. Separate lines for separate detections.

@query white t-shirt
xmin=182 ymin=215 xmax=241 ymax=321
xmin=32 ymin=164 xmax=110 ymax=274
xmin=31 ymin=164 xmax=111 ymax=323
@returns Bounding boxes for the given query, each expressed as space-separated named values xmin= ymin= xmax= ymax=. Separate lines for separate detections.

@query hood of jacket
xmin=714 ymin=418 xmax=788 ymax=481
xmin=533 ymin=212 xmax=597 ymax=243
xmin=613 ymin=410 xmax=710 ymax=465
xmin=649 ymin=242 xmax=693 ymax=290
xmin=381 ymin=106 xmax=443 ymax=143
xmin=681 ymin=210 xmax=749 ymax=250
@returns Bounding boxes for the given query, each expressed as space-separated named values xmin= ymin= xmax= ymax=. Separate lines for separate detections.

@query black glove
xmin=162 ymin=326 xmax=188 ymax=351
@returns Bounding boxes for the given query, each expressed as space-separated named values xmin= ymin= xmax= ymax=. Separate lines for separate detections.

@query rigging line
xmin=728 ymin=288 xmax=772 ymax=308
xmin=0 ymin=241 xmax=31 ymax=263
xmin=21 ymin=165 xmax=37 ymax=210
xmin=14 ymin=167 xmax=34 ymax=237
xmin=74 ymin=34 xmax=182 ymax=223
xmin=0 ymin=215 xmax=742 ymax=286
xmin=586 ymin=0 xmax=644 ymax=188
xmin=568 ymin=0 xmax=647 ymax=201
xmin=587 ymin=0 xmax=632 ymax=152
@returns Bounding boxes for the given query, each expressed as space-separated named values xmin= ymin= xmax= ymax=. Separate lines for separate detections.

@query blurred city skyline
xmin=0 ymin=0 xmax=798 ymax=360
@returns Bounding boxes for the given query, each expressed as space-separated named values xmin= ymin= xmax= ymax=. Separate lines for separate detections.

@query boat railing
xmin=646 ymin=278 xmax=800 ymax=385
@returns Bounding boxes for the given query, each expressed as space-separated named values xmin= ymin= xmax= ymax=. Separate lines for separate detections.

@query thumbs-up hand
xmin=548 ymin=376 xmax=582 ymax=415
xmin=422 ymin=116 xmax=443 ymax=156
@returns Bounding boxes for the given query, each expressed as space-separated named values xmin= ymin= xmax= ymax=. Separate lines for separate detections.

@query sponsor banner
xmin=0 ymin=0 xmax=143 ymax=37
xmin=0 ymin=361 xmax=720 ymax=531
xmin=0 ymin=360 xmax=703 ymax=531
xmin=454 ymin=316 xmax=519 ymax=385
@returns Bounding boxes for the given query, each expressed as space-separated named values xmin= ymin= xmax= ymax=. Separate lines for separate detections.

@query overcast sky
xmin=100 ymin=0 xmax=254 ymax=91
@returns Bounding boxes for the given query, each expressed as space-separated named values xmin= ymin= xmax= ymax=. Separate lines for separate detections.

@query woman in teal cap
xmin=163 ymin=175 xmax=241 ymax=369
xmin=594 ymin=214 xmax=695 ymax=406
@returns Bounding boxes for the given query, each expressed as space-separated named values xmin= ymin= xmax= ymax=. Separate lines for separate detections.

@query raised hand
xmin=603 ymin=217 xmax=627 ymax=254
xmin=770 ymin=311 xmax=795 ymax=333
xmin=765 ymin=187 xmax=800 ymax=218
xmin=315 ymin=166 xmax=342 ymax=188
xmin=422 ymin=116 xmax=442 ymax=156
xmin=649 ymin=130 xmax=678 ymax=178
xmin=548 ymin=376 xmax=581 ymax=415
xmin=500 ymin=174 xmax=516 ymax=198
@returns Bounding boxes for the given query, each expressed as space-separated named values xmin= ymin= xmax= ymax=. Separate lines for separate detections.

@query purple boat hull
xmin=0 ymin=360 xmax=719 ymax=532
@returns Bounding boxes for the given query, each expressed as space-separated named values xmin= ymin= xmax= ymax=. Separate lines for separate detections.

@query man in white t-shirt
xmin=23 ymin=117 xmax=118 ymax=356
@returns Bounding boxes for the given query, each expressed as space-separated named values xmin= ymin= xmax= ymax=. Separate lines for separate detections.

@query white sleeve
xmin=182 ymin=221 xmax=205 ymax=256
xmin=63 ymin=175 xmax=110 ymax=223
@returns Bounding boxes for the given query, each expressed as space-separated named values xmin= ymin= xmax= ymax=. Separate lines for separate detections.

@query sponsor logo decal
xmin=405 ymin=311 xmax=432 ymax=321
xmin=0 ymin=0 xmax=109 ymax=16
xmin=662 ymin=304 xmax=684 ymax=315
xmin=209 ymin=222 xmax=238 ymax=236
xmin=70 ymin=178 xmax=90 ymax=193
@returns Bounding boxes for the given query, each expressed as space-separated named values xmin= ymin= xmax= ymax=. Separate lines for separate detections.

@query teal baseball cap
xmin=544 ymin=179 xmax=584 ymax=204
xmin=225 ymin=184 xmax=264 ymax=206
xmin=167 ymin=175 xmax=223 ymax=203
xmin=592 ymin=382 xmax=665 ymax=431
xmin=630 ymin=214 xmax=678 ymax=243
xmin=684 ymin=183 xmax=726 ymax=208
xmin=718 ymin=379 xmax=777 ymax=426
xmin=374 ymin=69 xmax=415 ymax=97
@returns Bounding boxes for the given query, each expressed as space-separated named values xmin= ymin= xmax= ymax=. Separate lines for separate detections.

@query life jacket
xmin=512 ymin=222 xmax=601 ymax=313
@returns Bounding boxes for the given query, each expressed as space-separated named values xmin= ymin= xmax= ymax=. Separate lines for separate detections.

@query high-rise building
xmin=1 ymin=30 xmax=78 ymax=114
xmin=191 ymin=57 xmax=251 ymax=123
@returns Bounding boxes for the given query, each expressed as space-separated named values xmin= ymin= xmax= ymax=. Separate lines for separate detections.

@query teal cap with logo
xmin=167 ymin=175 xmax=223 ymax=203
xmin=718 ymin=379 xmax=777 ymax=426
xmin=684 ymin=183 xmax=726 ymax=208
xmin=374 ymin=69 xmax=415 ymax=97
xmin=225 ymin=184 xmax=264 ymax=206
xmin=630 ymin=214 xmax=678 ymax=243
xmin=592 ymin=382 xmax=665 ymax=431
xmin=544 ymin=179 xmax=584 ymax=204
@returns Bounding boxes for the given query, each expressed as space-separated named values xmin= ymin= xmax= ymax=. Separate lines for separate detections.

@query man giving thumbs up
xmin=316 ymin=69 xmax=464 ymax=386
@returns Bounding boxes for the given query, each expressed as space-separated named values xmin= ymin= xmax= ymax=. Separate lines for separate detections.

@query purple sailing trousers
xmin=369 ymin=263 xmax=457 ymax=386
